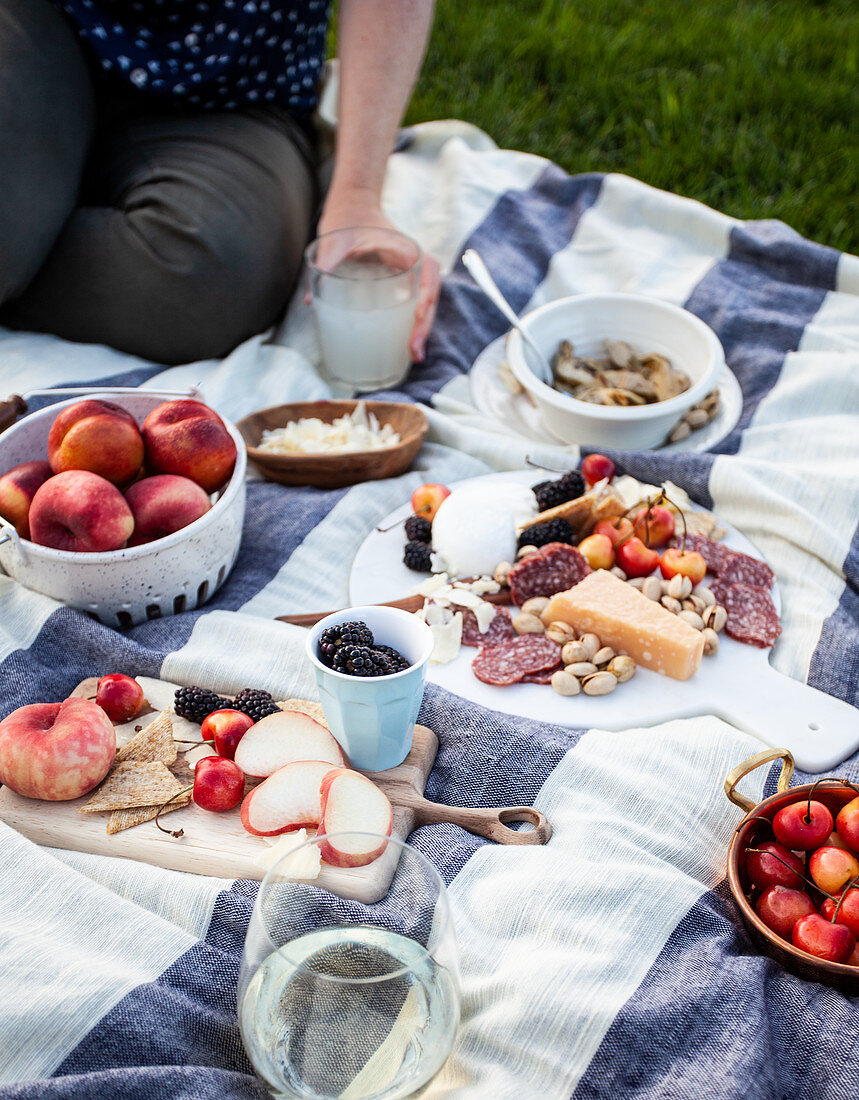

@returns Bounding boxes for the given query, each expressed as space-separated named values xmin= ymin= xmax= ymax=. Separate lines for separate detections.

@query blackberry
xmin=232 ymin=687 xmax=281 ymax=721
xmin=517 ymin=518 xmax=575 ymax=549
xmin=531 ymin=469 xmax=586 ymax=512
xmin=332 ymin=644 xmax=397 ymax=677
xmin=373 ymin=644 xmax=411 ymax=672
xmin=403 ymin=539 xmax=433 ymax=572
xmin=174 ymin=685 xmax=231 ymax=724
xmin=404 ymin=514 xmax=432 ymax=543
xmin=318 ymin=621 xmax=375 ymax=667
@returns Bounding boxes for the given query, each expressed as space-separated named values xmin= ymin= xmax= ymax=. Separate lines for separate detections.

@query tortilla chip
xmin=106 ymin=789 xmax=193 ymax=834
xmin=79 ymin=761 xmax=186 ymax=813
xmin=115 ymin=708 xmax=177 ymax=766
xmin=276 ymin=699 xmax=328 ymax=728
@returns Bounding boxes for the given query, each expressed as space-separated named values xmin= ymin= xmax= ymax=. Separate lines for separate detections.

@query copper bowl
xmin=725 ymin=748 xmax=859 ymax=992
xmin=236 ymin=400 xmax=428 ymax=490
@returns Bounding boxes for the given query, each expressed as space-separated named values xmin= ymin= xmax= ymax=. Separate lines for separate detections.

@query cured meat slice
xmin=460 ymin=606 xmax=515 ymax=647
xmin=472 ymin=635 xmax=562 ymax=686
xmin=719 ymin=552 xmax=775 ymax=590
xmin=521 ymin=662 xmax=563 ymax=685
xmin=722 ymin=582 xmax=781 ymax=647
xmin=670 ymin=534 xmax=733 ymax=575
xmin=508 ymin=542 xmax=591 ymax=606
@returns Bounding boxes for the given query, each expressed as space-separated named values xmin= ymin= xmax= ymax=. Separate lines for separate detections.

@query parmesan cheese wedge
xmin=542 ymin=569 xmax=705 ymax=681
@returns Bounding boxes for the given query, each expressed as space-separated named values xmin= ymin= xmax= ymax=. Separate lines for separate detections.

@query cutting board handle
xmin=402 ymin=791 xmax=552 ymax=846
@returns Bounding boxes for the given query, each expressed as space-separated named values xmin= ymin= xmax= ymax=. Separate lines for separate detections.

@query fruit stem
xmin=745 ymin=847 xmax=837 ymax=901
xmin=832 ymin=876 xmax=859 ymax=924
xmin=524 ymin=456 xmax=574 ymax=474
xmin=154 ymin=785 xmax=194 ymax=837
xmin=375 ymin=516 xmax=406 ymax=533
xmin=173 ymin=738 xmax=214 ymax=747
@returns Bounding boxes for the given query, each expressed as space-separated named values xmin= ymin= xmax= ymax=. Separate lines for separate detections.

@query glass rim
xmin=257 ymin=830 xmax=451 ymax=984
xmin=304 ymin=226 xmax=422 ymax=280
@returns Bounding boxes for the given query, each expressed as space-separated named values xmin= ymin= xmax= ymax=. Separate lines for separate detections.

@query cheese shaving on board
xmin=257 ymin=401 xmax=400 ymax=455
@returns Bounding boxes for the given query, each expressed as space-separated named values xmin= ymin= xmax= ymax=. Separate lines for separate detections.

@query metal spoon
xmin=461 ymin=248 xmax=554 ymax=386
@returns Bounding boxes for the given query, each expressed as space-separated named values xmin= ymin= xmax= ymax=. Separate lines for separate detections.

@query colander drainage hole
xmin=173 ymin=594 xmax=187 ymax=615
xmin=116 ymin=611 xmax=134 ymax=629
xmin=146 ymin=604 xmax=162 ymax=620
xmin=197 ymin=580 xmax=209 ymax=605
xmin=217 ymin=565 xmax=226 ymax=586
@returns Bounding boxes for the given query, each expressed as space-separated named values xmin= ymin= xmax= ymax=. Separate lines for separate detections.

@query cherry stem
xmin=745 ymin=847 xmax=837 ymax=901
xmin=376 ymin=515 xmax=407 ymax=533
xmin=831 ymin=876 xmax=859 ymax=924
xmin=524 ymin=456 xmax=574 ymax=473
xmin=154 ymin=784 xmax=193 ymax=837
xmin=172 ymin=738 xmax=214 ymax=747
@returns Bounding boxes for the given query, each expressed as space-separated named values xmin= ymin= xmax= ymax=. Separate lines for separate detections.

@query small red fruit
xmin=817 ymin=891 xmax=859 ymax=939
xmin=581 ymin=453 xmax=615 ymax=487
xmin=809 ymin=845 xmax=859 ymax=896
xmin=95 ymin=673 xmax=145 ymax=724
xmin=410 ymin=483 xmax=450 ymax=521
xmin=193 ymin=756 xmax=245 ymax=812
xmin=577 ymin=533 xmax=615 ymax=570
xmin=772 ymin=799 xmax=834 ymax=851
xmin=835 ymin=797 xmax=859 ymax=853
xmin=792 ymin=912 xmax=855 ymax=963
xmin=615 ymin=536 xmax=660 ymax=578
xmin=659 ymin=546 xmax=707 ymax=585
xmin=632 ymin=505 xmax=675 ymax=548
xmin=745 ymin=841 xmax=804 ymax=890
xmin=755 ymin=885 xmax=816 ymax=940
xmin=201 ymin=708 xmax=254 ymax=761
xmin=593 ymin=517 xmax=634 ymax=547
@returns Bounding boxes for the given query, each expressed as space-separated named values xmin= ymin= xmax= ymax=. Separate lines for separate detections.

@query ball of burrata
xmin=431 ymin=482 xmax=536 ymax=578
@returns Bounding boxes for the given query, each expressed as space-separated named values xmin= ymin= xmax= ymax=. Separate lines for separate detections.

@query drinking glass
xmin=238 ymin=832 xmax=460 ymax=1100
xmin=305 ymin=227 xmax=422 ymax=392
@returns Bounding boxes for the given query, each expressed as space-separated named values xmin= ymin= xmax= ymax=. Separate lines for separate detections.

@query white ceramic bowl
xmin=0 ymin=393 xmax=246 ymax=627
xmin=506 ymin=293 xmax=725 ymax=450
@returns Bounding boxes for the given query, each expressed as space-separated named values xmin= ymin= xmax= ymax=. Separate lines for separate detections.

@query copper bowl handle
xmin=724 ymin=748 xmax=795 ymax=813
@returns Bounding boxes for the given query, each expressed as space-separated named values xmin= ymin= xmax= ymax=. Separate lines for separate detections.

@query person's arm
xmin=317 ymin=0 xmax=440 ymax=361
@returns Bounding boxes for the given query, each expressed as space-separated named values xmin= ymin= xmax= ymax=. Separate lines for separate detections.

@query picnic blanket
xmin=1 ymin=119 xmax=858 ymax=1099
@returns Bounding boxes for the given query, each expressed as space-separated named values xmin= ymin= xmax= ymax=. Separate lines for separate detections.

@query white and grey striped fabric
xmin=0 ymin=121 xmax=857 ymax=1099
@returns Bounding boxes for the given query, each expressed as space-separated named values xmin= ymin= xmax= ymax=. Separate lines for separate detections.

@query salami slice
xmin=508 ymin=542 xmax=591 ymax=606
xmin=521 ymin=662 xmax=563 ymax=685
xmin=460 ymin=606 xmax=515 ymax=647
xmin=472 ymin=635 xmax=562 ymax=686
xmin=722 ymin=582 xmax=781 ymax=647
xmin=719 ymin=552 xmax=775 ymax=589
xmin=670 ymin=534 xmax=734 ymax=574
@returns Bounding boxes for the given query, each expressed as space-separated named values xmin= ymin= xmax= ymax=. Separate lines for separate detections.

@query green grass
xmin=401 ymin=0 xmax=858 ymax=254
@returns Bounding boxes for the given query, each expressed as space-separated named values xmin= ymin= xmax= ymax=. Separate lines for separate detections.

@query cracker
xmin=519 ymin=482 xmax=626 ymax=539
xmin=276 ymin=699 xmax=328 ymax=728
xmin=79 ymin=761 xmax=185 ymax=813
xmin=107 ymin=789 xmax=193 ymax=834
xmin=115 ymin=708 xmax=177 ymax=766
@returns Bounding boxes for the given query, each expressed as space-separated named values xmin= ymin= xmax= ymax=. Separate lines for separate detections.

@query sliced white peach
xmin=240 ymin=759 xmax=333 ymax=837
xmin=317 ymin=767 xmax=393 ymax=868
xmin=233 ymin=709 xmax=345 ymax=779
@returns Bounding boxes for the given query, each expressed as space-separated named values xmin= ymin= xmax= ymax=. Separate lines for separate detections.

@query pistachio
xmin=610 ymin=566 xmax=628 ymax=581
xmin=693 ymin=585 xmax=716 ymax=607
xmin=685 ymin=407 xmax=709 ymax=430
xmin=668 ymin=420 xmax=692 ymax=443
xmin=494 ymin=561 xmax=512 ymax=586
xmin=565 ymin=661 xmax=599 ymax=679
xmin=660 ymin=579 xmax=672 ymax=595
xmin=626 ymin=577 xmax=645 ymax=590
xmin=641 ymin=576 xmax=662 ymax=601
xmin=677 ymin=609 xmax=705 ymax=631
xmin=545 ymin=621 xmax=575 ymax=645
xmin=704 ymin=604 xmax=727 ymax=632
xmin=561 ymin=640 xmax=588 ymax=665
xmin=661 ymin=595 xmax=682 ymax=614
xmin=701 ymin=627 xmax=719 ymax=656
xmin=684 ymin=595 xmax=706 ymax=613
xmin=550 ymin=669 xmax=581 ymax=696
xmin=592 ymin=646 xmax=615 ymax=666
xmin=513 ymin=612 xmax=545 ymax=635
xmin=667 ymin=573 xmax=692 ymax=599
xmin=607 ymin=655 xmax=636 ymax=683
xmin=516 ymin=544 xmax=539 ymax=560
xmin=583 ymin=671 xmax=618 ymax=696
xmin=521 ymin=596 xmax=550 ymax=616
xmin=579 ymin=633 xmax=601 ymax=660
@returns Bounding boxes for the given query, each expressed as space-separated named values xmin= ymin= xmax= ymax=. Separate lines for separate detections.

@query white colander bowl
xmin=0 ymin=392 xmax=246 ymax=627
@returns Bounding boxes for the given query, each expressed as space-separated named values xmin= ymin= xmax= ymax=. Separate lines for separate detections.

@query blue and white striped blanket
xmin=1 ymin=121 xmax=857 ymax=1099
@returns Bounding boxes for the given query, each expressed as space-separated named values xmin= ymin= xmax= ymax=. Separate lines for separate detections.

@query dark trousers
xmin=0 ymin=0 xmax=318 ymax=365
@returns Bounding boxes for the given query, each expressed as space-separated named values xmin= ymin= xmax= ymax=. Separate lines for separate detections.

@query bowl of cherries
xmin=726 ymin=748 xmax=859 ymax=992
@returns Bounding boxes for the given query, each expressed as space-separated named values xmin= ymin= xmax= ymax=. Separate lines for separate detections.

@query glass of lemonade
xmin=305 ymin=227 xmax=422 ymax=392
xmin=238 ymin=832 xmax=460 ymax=1100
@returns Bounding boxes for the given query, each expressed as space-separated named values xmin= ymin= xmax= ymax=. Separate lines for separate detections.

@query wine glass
xmin=238 ymin=831 xmax=460 ymax=1100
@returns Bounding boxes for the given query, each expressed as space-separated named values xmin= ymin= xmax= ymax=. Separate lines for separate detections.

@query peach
xmin=0 ymin=697 xmax=115 ymax=800
xmin=141 ymin=400 xmax=236 ymax=493
xmin=124 ymin=474 xmax=211 ymax=546
xmin=317 ymin=768 xmax=392 ymax=867
xmin=29 ymin=470 xmax=135 ymax=552
xmin=48 ymin=399 xmax=144 ymax=486
xmin=0 ymin=460 xmax=53 ymax=538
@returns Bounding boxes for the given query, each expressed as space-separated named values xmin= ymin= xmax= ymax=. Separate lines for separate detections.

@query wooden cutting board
xmin=0 ymin=676 xmax=550 ymax=901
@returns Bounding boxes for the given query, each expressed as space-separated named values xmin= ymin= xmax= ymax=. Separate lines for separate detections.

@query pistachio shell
xmin=566 ymin=661 xmax=599 ymax=679
xmin=641 ymin=576 xmax=662 ymax=601
xmin=494 ymin=561 xmax=512 ymax=585
xmin=513 ymin=613 xmax=545 ymax=635
xmin=551 ymin=670 xmax=581 ymax=696
xmin=607 ymin=655 xmax=636 ymax=683
xmin=579 ymin=633 xmax=601 ymax=659
xmin=522 ymin=596 xmax=550 ymax=616
xmin=626 ymin=577 xmax=645 ymax=590
xmin=610 ymin=566 xmax=628 ymax=581
xmin=592 ymin=646 xmax=615 ymax=666
xmin=516 ymin=544 xmax=539 ymax=560
xmin=702 ymin=627 xmax=719 ymax=656
xmin=693 ymin=585 xmax=716 ymax=607
xmin=583 ymin=671 xmax=618 ymax=696
xmin=704 ymin=604 xmax=727 ymax=632
xmin=677 ymin=609 xmax=705 ymax=631
xmin=546 ymin=621 xmax=575 ymax=645
xmin=661 ymin=595 xmax=682 ymax=614
xmin=561 ymin=640 xmax=589 ymax=665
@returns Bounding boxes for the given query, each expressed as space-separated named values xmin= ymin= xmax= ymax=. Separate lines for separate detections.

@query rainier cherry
xmin=581 ymin=453 xmax=615 ymax=487
xmin=772 ymin=799 xmax=834 ymax=851
xmin=593 ymin=517 xmax=634 ymax=547
xmin=410 ymin=483 xmax=450 ymax=521
xmin=792 ymin=913 xmax=855 ymax=964
xmin=820 ymin=887 xmax=859 ymax=938
xmin=616 ymin=536 xmax=660 ymax=578
xmin=659 ymin=547 xmax=706 ymax=585
xmin=577 ymin=533 xmax=615 ymax=570
xmin=835 ymin=797 xmax=859 ymax=853
xmin=632 ymin=505 xmax=675 ymax=548
xmin=809 ymin=846 xmax=859 ymax=895
xmin=755 ymin=886 xmax=816 ymax=940
xmin=745 ymin=841 xmax=804 ymax=890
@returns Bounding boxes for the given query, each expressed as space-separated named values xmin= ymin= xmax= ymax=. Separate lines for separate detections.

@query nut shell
xmin=545 ymin=621 xmax=575 ymax=645
xmin=607 ymin=655 xmax=636 ymax=683
xmin=550 ymin=670 xmax=581 ymax=696
xmin=561 ymin=640 xmax=588 ymax=665
xmin=521 ymin=596 xmax=550 ymax=616
xmin=582 ymin=671 xmax=618 ymax=696
xmin=513 ymin=612 xmax=545 ymax=635
xmin=494 ymin=561 xmax=511 ymax=586
xmin=516 ymin=544 xmax=539 ymax=559
xmin=565 ymin=661 xmax=599 ymax=678
xmin=579 ymin=633 xmax=601 ymax=660
xmin=677 ymin=609 xmax=705 ymax=631
xmin=592 ymin=646 xmax=615 ymax=666
xmin=641 ymin=576 xmax=662 ymax=601
xmin=702 ymin=627 xmax=719 ymax=656
xmin=704 ymin=604 xmax=728 ymax=632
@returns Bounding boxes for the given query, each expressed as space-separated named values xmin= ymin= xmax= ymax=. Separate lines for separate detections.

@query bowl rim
xmin=304 ymin=604 xmax=435 ymax=681
xmin=0 ymin=393 xmax=246 ymax=563
xmin=237 ymin=398 xmax=429 ymax=465
xmin=727 ymin=780 xmax=859 ymax=979
xmin=507 ymin=292 xmax=725 ymax=422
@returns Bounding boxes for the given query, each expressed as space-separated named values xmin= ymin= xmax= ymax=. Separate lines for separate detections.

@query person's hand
xmin=314 ymin=199 xmax=440 ymax=363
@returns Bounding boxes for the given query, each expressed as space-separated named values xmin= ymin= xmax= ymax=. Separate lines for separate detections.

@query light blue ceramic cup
xmin=305 ymin=605 xmax=434 ymax=772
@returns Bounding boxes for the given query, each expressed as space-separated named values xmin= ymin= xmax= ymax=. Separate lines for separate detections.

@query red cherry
xmin=755 ymin=885 xmax=816 ymax=940
xmin=193 ymin=756 xmax=244 ymax=812
xmin=745 ymin=841 xmax=804 ymax=890
xmin=836 ymin=797 xmax=859 ymax=853
xmin=615 ymin=536 xmax=660 ymax=578
xmin=809 ymin=846 xmax=859 ymax=895
xmin=581 ymin=453 xmax=615 ymax=487
xmin=792 ymin=913 xmax=855 ymax=963
xmin=631 ymin=505 xmax=675 ymax=548
xmin=772 ymin=799 xmax=834 ymax=851
xmin=95 ymin=673 xmax=145 ymax=723
xmin=201 ymin=708 xmax=254 ymax=761
xmin=593 ymin=517 xmax=634 ymax=547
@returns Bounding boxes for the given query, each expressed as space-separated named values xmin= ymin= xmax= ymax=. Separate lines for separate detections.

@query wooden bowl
xmin=725 ymin=748 xmax=859 ymax=992
xmin=236 ymin=400 xmax=428 ymax=489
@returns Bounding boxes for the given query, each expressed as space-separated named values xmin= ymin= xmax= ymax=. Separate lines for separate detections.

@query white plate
xmin=349 ymin=472 xmax=858 ymax=772
xmin=469 ymin=335 xmax=743 ymax=453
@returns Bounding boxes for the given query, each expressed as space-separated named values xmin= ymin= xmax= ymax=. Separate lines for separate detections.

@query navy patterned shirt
xmin=54 ymin=0 xmax=330 ymax=115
